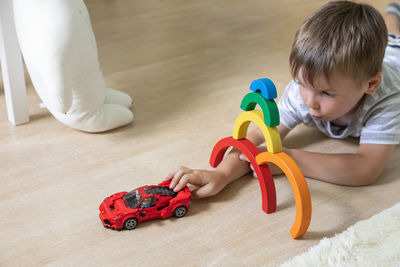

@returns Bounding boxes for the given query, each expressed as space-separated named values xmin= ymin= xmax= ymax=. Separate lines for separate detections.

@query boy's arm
xmin=284 ymin=143 xmax=396 ymax=186
xmin=168 ymin=124 xmax=292 ymax=198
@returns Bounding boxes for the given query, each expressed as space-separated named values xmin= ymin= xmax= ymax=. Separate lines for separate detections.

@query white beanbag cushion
xmin=13 ymin=0 xmax=133 ymax=132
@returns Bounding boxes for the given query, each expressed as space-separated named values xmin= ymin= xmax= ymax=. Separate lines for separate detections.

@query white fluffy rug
xmin=281 ymin=202 xmax=400 ymax=267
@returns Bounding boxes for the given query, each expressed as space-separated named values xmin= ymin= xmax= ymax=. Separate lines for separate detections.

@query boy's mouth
xmin=311 ymin=114 xmax=323 ymax=119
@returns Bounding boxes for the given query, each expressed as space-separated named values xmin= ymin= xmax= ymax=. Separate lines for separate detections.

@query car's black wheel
xmin=123 ymin=218 xmax=138 ymax=230
xmin=173 ymin=206 xmax=187 ymax=218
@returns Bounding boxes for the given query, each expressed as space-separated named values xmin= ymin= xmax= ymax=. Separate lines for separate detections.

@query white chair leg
xmin=0 ymin=0 xmax=29 ymax=125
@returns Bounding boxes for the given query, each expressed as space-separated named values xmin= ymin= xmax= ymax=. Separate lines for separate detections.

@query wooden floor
xmin=1 ymin=0 xmax=399 ymax=266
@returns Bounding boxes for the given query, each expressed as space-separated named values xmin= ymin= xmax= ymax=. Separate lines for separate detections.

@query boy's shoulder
xmin=359 ymin=63 xmax=400 ymax=144
xmin=374 ymin=63 xmax=400 ymax=99
xmin=361 ymin=63 xmax=400 ymax=115
xmin=362 ymin=63 xmax=400 ymax=117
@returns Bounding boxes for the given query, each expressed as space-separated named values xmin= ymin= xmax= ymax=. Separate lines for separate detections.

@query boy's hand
xmin=238 ymin=144 xmax=283 ymax=176
xmin=165 ymin=166 xmax=229 ymax=199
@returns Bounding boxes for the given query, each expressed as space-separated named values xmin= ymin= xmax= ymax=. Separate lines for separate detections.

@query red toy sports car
xmin=99 ymin=180 xmax=191 ymax=230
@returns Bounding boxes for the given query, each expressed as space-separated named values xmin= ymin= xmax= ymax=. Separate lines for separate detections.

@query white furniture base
xmin=0 ymin=0 xmax=29 ymax=125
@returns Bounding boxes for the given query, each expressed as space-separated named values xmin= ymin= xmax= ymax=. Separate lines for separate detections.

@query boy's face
xmin=296 ymin=69 xmax=379 ymax=122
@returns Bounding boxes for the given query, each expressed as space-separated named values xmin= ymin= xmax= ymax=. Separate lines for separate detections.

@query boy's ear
xmin=364 ymin=72 xmax=382 ymax=95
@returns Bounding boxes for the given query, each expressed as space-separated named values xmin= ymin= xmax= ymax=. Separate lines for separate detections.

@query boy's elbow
xmin=353 ymin=144 xmax=394 ymax=186
xmin=353 ymin=168 xmax=379 ymax=186
xmin=355 ymin=176 xmax=377 ymax=186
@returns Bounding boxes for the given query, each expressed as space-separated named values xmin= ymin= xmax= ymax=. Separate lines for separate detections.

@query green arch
xmin=240 ymin=92 xmax=280 ymax=127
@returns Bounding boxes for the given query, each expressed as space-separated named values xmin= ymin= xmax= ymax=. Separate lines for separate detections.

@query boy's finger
xmin=169 ymin=169 xmax=186 ymax=189
xmin=173 ymin=174 xmax=192 ymax=192
xmin=170 ymin=166 xmax=188 ymax=177
xmin=165 ymin=169 xmax=178 ymax=181
xmin=164 ymin=175 xmax=173 ymax=181
xmin=257 ymin=144 xmax=267 ymax=152
xmin=239 ymin=153 xmax=248 ymax=161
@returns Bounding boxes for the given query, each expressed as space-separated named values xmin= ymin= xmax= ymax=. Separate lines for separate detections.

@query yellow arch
xmin=256 ymin=152 xmax=312 ymax=239
xmin=232 ymin=110 xmax=282 ymax=153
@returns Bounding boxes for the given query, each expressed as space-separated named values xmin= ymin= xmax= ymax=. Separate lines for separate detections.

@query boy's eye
xmin=322 ymin=91 xmax=334 ymax=97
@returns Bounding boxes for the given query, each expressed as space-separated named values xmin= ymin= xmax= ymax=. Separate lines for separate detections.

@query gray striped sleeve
xmin=384 ymin=34 xmax=400 ymax=71
xmin=360 ymin=93 xmax=400 ymax=145
xmin=278 ymin=80 xmax=306 ymax=129
xmin=361 ymin=41 xmax=400 ymax=144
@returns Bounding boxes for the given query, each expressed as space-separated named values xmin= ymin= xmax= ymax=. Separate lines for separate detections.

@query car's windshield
xmin=123 ymin=189 xmax=143 ymax=209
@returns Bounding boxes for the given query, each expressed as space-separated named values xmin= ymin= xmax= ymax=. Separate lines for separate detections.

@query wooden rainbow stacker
xmin=209 ymin=78 xmax=312 ymax=239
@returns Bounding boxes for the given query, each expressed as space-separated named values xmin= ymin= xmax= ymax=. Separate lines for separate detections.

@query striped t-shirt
xmin=278 ymin=59 xmax=400 ymax=145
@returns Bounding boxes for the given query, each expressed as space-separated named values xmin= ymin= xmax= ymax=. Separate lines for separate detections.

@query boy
xmin=166 ymin=1 xmax=400 ymax=199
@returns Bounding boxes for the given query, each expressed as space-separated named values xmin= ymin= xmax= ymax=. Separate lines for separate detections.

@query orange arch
xmin=256 ymin=152 xmax=312 ymax=239
xmin=210 ymin=137 xmax=277 ymax=213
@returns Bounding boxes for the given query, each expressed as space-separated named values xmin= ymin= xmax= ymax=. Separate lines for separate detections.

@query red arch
xmin=209 ymin=136 xmax=276 ymax=213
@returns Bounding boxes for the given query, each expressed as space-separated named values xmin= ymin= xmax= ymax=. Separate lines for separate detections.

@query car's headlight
xmin=111 ymin=216 xmax=120 ymax=220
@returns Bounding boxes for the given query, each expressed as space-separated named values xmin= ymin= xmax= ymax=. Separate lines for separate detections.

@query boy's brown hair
xmin=290 ymin=1 xmax=388 ymax=86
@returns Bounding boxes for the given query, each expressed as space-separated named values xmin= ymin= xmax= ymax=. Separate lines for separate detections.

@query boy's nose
xmin=306 ymin=94 xmax=320 ymax=110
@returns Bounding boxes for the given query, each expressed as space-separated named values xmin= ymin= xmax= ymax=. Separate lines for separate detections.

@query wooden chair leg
xmin=0 ymin=0 xmax=29 ymax=125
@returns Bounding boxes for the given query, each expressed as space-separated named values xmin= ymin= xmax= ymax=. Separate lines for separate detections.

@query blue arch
xmin=250 ymin=78 xmax=277 ymax=100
